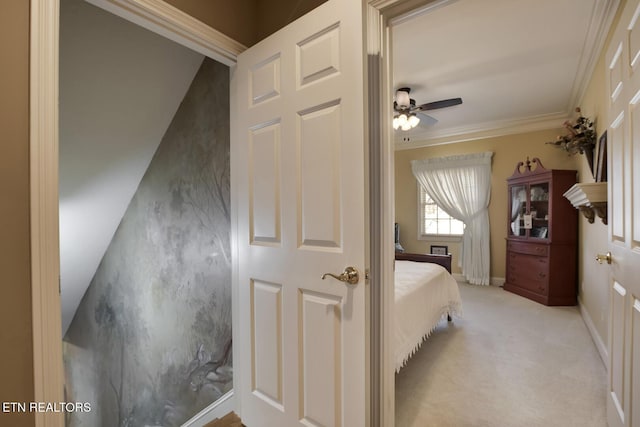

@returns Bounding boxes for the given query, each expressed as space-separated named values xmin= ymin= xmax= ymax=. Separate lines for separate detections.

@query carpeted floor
xmin=395 ymin=283 xmax=606 ymax=427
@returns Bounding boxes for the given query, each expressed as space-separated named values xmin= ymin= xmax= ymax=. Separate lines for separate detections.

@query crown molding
xmin=388 ymin=0 xmax=459 ymax=27
xmin=86 ymin=0 xmax=246 ymax=66
xmin=569 ymin=0 xmax=621 ymax=110
xmin=391 ymin=0 xmax=620 ymax=151
xmin=394 ymin=112 xmax=568 ymax=150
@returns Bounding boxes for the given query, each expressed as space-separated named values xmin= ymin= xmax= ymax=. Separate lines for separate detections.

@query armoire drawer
xmin=507 ymin=251 xmax=549 ymax=295
xmin=508 ymin=275 xmax=548 ymax=294
xmin=508 ymin=241 xmax=548 ymax=257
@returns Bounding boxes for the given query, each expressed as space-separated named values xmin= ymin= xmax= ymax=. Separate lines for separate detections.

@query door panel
xmin=250 ymin=54 xmax=281 ymax=105
xmin=610 ymin=115 xmax=625 ymax=241
xmin=234 ymin=0 xmax=367 ymax=425
xmin=251 ymin=279 xmax=284 ymax=409
xmin=298 ymin=101 xmax=342 ymax=250
xmin=610 ymin=282 xmax=626 ymax=423
xmin=632 ymin=298 xmax=640 ymax=427
xmin=633 ymin=100 xmax=640 ymax=244
xmin=299 ymin=290 xmax=342 ymax=427
xmin=250 ymin=122 xmax=282 ymax=245
xmin=606 ymin=1 xmax=640 ymax=425
xmin=297 ymin=23 xmax=340 ymax=87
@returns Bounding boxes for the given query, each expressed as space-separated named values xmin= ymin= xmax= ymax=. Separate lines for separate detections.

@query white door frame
xmin=29 ymin=0 xmax=423 ymax=425
xmin=367 ymin=2 xmax=447 ymax=426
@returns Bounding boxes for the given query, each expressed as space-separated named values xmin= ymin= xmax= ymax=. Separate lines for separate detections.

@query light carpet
xmin=395 ymin=283 xmax=606 ymax=427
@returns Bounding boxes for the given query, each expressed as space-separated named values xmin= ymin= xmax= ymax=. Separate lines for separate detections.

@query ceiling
xmin=391 ymin=0 xmax=617 ymax=148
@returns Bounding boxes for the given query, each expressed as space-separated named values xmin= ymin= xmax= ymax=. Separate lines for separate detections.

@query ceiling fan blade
xmin=416 ymin=97 xmax=463 ymax=111
xmin=417 ymin=112 xmax=438 ymax=127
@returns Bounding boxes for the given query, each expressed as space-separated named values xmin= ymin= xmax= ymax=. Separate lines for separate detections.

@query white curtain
xmin=411 ymin=152 xmax=493 ymax=285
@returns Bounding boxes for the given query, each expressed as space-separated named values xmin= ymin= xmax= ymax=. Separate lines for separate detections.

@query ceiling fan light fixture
xmin=392 ymin=86 xmax=463 ymax=132
xmin=396 ymin=89 xmax=410 ymax=107
xmin=393 ymin=113 xmax=406 ymax=130
xmin=393 ymin=112 xmax=419 ymax=131
xmin=408 ymin=113 xmax=420 ymax=128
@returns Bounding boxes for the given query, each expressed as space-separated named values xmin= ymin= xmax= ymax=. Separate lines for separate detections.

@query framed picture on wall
xmin=430 ymin=245 xmax=448 ymax=255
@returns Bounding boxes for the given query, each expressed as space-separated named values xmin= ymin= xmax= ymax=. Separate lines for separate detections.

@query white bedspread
xmin=395 ymin=260 xmax=462 ymax=372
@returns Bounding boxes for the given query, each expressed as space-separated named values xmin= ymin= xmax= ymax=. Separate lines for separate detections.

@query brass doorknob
xmin=595 ymin=252 xmax=612 ymax=265
xmin=321 ymin=266 xmax=360 ymax=285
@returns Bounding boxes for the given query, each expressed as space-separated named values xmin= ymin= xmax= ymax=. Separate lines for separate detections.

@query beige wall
xmin=569 ymin=0 xmax=628 ymax=351
xmin=163 ymin=0 xmax=258 ymax=46
xmin=255 ymin=0 xmax=328 ymax=41
xmin=574 ymin=56 xmax=609 ymax=349
xmin=163 ymin=0 xmax=328 ymax=47
xmin=0 ymin=1 xmax=35 ymax=426
xmin=394 ymin=129 xmax=579 ymax=279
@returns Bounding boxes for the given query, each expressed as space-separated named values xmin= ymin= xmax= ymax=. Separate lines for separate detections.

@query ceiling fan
xmin=393 ymin=87 xmax=462 ymax=131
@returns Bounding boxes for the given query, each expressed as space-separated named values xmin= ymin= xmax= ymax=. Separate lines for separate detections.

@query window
xmin=418 ymin=186 xmax=464 ymax=237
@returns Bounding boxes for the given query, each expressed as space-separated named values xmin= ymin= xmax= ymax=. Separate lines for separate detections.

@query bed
xmin=394 ymin=252 xmax=462 ymax=372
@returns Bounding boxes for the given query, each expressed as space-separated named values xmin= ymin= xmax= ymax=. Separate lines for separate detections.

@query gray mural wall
xmin=63 ymin=58 xmax=231 ymax=427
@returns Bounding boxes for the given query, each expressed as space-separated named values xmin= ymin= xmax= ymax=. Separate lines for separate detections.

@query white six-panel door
xmin=605 ymin=0 xmax=640 ymax=425
xmin=232 ymin=1 xmax=368 ymax=426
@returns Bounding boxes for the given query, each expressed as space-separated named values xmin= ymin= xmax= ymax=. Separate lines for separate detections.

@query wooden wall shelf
xmin=563 ymin=182 xmax=607 ymax=225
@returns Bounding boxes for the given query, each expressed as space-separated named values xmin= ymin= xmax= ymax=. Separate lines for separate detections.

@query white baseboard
xmin=578 ymin=300 xmax=608 ymax=370
xmin=490 ymin=276 xmax=505 ymax=287
xmin=453 ymin=274 xmax=504 ymax=287
xmin=182 ymin=390 xmax=235 ymax=427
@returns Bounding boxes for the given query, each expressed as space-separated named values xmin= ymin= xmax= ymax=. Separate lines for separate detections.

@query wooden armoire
xmin=503 ymin=158 xmax=578 ymax=305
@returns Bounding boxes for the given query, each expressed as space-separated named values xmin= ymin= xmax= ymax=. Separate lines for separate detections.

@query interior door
xmin=232 ymin=1 xmax=368 ymax=426
xmin=605 ymin=0 xmax=640 ymax=425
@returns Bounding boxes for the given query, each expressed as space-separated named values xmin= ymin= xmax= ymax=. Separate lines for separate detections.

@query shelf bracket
xmin=563 ymin=183 xmax=608 ymax=225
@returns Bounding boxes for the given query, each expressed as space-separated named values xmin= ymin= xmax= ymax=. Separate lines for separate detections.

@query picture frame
xmin=596 ymin=130 xmax=607 ymax=182
xmin=430 ymin=245 xmax=448 ymax=255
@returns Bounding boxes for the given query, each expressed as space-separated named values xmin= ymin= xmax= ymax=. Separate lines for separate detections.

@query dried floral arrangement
xmin=546 ymin=107 xmax=596 ymax=155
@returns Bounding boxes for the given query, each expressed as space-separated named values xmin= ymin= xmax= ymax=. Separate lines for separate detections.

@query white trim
xmin=30 ymin=1 xmax=65 ymax=426
xmin=367 ymin=6 xmax=383 ymax=426
xmin=613 ymin=281 xmax=627 ymax=296
xmin=378 ymin=11 xmax=397 ymax=427
xmin=388 ymin=0 xmax=458 ymax=27
xmin=86 ymin=0 xmax=246 ymax=66
xmin=395 ymin=111 xmax=568 ymax=150
xmin=230 ymin=62 xmax=242 ymax=418
xmin=418 ymin=235 xmax=463 ymax=242
xmin=579 ymin=298 xmax=608 ymax=369
xmin=366 ymin=5 xmax=396 ymax=426
xmin=368 ymin=0 xmax=401 ymax=8
xmin=572 ymin=0 xmax=621 ymax=109
xmin=490 ymin=276 xmax=504 ymax=287
xmin=181 ymin=390 xmax=235 ymax=427
xmin=31 ymin=1 xmax=241 ymax=425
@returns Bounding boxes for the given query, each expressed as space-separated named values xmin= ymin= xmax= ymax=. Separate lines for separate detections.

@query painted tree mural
xmin=63 ymin=58 xmax=232 ymax=427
